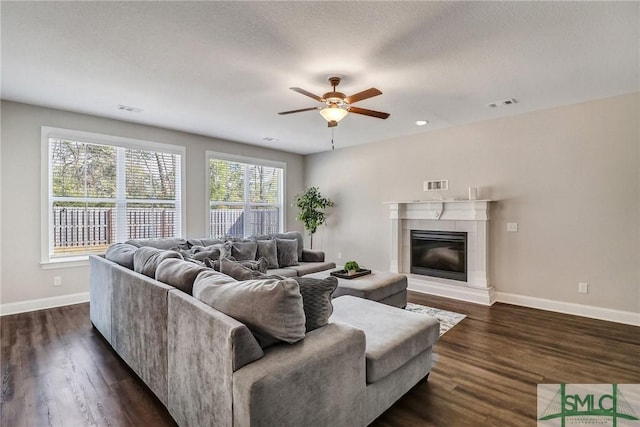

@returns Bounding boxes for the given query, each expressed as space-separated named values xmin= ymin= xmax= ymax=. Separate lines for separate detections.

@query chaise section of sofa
xmin=168 ymin=291 xmax=367 ymax=427
xmin=167 ymin=290 xmax=264 ymax=426
xmin=232 ymin=323 xmax=366 ymax=427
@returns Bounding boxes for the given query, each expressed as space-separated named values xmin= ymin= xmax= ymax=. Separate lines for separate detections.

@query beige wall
xmin=0 ymin=101 xmax=304 ymax=305
xmin=305 ymin=93 xmax=640 ymax=313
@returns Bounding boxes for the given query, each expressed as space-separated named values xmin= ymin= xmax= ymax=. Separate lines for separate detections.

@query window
xmin=42 ymin=127 xmax=184 ymax=264
xmin=207 ymin=152 xmax=284 ymax=238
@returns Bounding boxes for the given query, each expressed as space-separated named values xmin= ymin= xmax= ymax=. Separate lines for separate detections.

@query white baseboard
xmin=408 ymin=281 xmax=639 ymax=326
xmin=0 ymin=292 xmax=90 ymax=316
xmin=495 ymin=292 xmax=640 ymax=327
xmin=408 ymin=278 xmax=496 ymax=305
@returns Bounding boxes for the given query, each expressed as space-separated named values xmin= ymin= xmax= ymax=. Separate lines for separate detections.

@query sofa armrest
xmin=232 ymin=323 xmax=366 ymax=427
xmin=89 ymin=255 xmax=112 ymax=343
xmin=167 ymin=290 xmax=264 ymax=427
xmin=301 ymin=248 xmax=325 ymax=262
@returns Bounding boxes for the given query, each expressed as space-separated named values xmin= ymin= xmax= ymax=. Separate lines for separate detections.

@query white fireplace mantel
xmin=385 ymin=200 xmax=496 ymax=305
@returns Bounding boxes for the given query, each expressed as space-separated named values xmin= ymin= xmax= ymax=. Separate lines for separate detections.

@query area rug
xmin=405 ymin=303 xmax=466 ymax=336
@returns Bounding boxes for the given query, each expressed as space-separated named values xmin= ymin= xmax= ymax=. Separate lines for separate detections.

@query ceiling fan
xmin=278 ymin=76 xmax=390 ymax=127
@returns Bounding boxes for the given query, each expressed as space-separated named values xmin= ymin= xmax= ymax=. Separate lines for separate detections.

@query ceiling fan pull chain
xmin=331 ymin=128 xmax=335 ymax=150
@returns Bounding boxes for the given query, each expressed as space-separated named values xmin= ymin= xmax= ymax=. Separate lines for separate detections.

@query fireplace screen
xmin=410 ymin=230 xmax=467 ymax=281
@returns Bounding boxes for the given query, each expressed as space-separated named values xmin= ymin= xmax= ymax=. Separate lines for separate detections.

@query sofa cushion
xmin=272 ymin=232 xmax=304 ymax=260
xmin=330 ymin=296 xmax=440 ymax=383
xmin=285 ymin=261 xmax=337 ymax=277
xmin=230 ymin=240 xmax=258 ymax=261
xmin=187 ymin=237 xmax=225 ymax=247
xmin=276 ymin=238 xmax=299 ymax=268
xmin=219 ymin=258 xmax=265 ymax=281
xmin=195 ymin=276 xmax=305 ymax=348
xmin=256 ymin=239 xmax=278 ymax=269
xmin=156 ymin=258 xmax=209 ymax=295
xmin=193 ymin=270 xmax=238 ymax=292
xmin=105 ymin=243 xmax=138 ymax=269
xmin=133 ymin=247 xmax=183 ymax=278
xmin=126 ymin=237 xmax=189 ymax=250
xmin=294 ymin=276 xmax=338 ymax=332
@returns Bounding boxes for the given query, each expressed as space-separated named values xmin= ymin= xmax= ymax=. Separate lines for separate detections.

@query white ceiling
xmin=1 ymin=1 xmax=638 ymax=155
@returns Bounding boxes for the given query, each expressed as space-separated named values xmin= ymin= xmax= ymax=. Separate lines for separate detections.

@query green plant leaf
xmin=293 ymin=186 xmax=334 ymax=235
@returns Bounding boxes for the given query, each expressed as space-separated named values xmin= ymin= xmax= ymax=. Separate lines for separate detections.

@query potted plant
xmin=344 ymin=260 xmax=360 ymax=276
xmin=294 ymin=186 xmax=334 ymax=249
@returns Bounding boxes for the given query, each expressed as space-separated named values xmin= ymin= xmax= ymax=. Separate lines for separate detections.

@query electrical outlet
xmin=507 ymin=222 xmax=518 ymax=232
xmin=337 ymin=252 xmax=342 ymax=260
xmin=578 ymin=282 xmax=588 ymax=294
xmin=53 ymin=276 xmax=62 ymax=287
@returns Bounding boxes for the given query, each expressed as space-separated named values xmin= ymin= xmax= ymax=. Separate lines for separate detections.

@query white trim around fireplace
xmin=386 ymin=200 xmax=495 ymax=305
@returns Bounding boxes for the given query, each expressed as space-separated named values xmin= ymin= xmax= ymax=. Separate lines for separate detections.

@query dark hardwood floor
xmin=1 ymin=291 xmax=638 ymax=426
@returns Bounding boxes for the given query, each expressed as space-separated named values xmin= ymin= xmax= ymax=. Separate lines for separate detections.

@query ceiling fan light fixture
xmin=319 ymin=104 xmax=348 ymax=123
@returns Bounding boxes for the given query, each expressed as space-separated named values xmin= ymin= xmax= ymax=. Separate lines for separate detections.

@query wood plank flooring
xmin=1 ymin=292 xmax=638 ymax=426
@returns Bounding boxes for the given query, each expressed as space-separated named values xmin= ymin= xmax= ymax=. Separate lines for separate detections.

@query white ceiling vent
xmin=117 ymin=104 xmax=143 ymax=113
xmin=486 ymin=98 xmax=517 ymax=108
xmin=424 ymin=179 xmax=448 ymax=191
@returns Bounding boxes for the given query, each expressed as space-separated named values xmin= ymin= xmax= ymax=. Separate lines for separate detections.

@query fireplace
xmin=387 ymin=200 xmax=493 ymax=305
xmin=410 ymin=230 xmax=467 ymax=281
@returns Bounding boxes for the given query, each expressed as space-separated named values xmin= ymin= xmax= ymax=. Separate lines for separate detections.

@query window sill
xmin=41 ymin=256 xmax=90 ymax=270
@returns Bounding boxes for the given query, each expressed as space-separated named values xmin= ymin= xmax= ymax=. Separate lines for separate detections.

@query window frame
xmin=40 ymin=126 xmax=186 ymax=269
xmin=205 ymin=151 xmax=285 ymax=238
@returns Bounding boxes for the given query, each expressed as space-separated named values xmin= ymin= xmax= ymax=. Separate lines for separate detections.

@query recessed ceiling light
xmin=262 ymin=137 xmax=279 ymax=142
xmin=416 ymin=120 xmax=428 ymax=126
xmin=117 ymin=104 xmax=143 ymax=113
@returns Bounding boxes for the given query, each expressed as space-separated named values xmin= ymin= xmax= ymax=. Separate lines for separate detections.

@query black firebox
xmin=410 ymin=230 xmax=467 ymax=282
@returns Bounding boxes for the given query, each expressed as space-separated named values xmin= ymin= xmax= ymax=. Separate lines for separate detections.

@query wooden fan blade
xmin=290 ymin=87 xmax=324 ymax=102
xmin=328 ymin=121 xmax=338 ymax=128
xmin=345 ymin=88 xmax=382 ymax=104
xmin=278 ymin=107 xmax=319 ymax=115
xmin=348 ymin=106 xmax=390 ymax=119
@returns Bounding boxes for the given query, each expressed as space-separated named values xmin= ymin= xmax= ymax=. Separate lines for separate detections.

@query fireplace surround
xmin=387 ymin=200 xmax=495 ymax=305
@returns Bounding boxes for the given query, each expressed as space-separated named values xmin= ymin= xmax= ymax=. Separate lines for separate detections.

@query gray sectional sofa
xmin=90 ymin=232 xmax=440 ymax=426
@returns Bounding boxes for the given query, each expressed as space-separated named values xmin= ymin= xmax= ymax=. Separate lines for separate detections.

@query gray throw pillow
xmin=155 ymin=258 xmax=209 ymax=295
xmin=231 ymin=240 xmax=258 ymax=261
xmin=195 ymin=276 xmax=305 ymax=348
xmin=205 ymin=257 xmax=266 ymax=273
xmin=242 ymin=257 xmax=268 ymax=273
xmin=219 ymin=258 xmax=265 ymax=281
xmin=105 ymin=243 xmax=138 ymax=270
xmin=276 ymin=238 xmax=299 ymax=268
xmin=256 ymin=239 xmax=278 ymax=269
xmin=272 ymin=232 xmax=304 ymax=260
xmin=133 ymin=247 xmax=183 ymax=278
xmin=294 ymin=276 xmax=338 ymax=332
xmin=190 ymin=244 xmax=223 ymax=261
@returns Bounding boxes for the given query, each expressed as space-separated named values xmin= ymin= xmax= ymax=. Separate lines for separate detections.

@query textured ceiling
xmin=1 ymin=1 xmax=638 ymax=154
